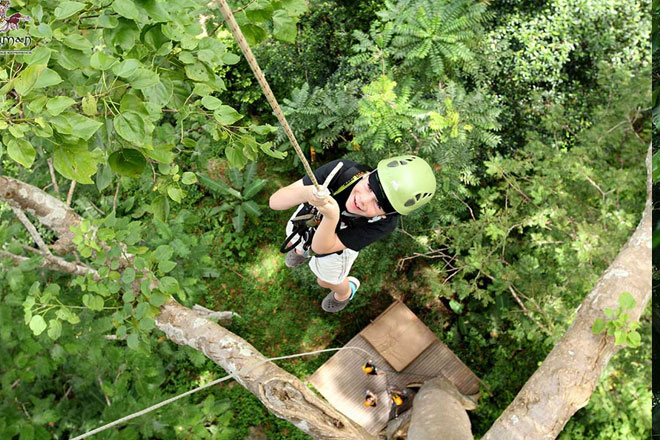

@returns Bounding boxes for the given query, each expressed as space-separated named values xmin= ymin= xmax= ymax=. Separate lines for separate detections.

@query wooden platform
xmin=308 ymin=301 xmax=480 ymax=436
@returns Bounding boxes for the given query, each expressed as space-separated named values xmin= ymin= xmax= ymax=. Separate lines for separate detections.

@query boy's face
xmin=345 ymin=175 xmax=387 ymax=218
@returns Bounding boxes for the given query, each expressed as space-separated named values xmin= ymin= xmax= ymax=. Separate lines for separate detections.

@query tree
xmin=0 ymin=145 xmax=650 ymax=438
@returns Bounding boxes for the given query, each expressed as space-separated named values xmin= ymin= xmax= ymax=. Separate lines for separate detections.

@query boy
xmin=269 ymin=155 xmax=435 ymax=312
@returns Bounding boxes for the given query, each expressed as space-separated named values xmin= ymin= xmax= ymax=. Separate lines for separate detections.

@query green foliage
xmin=0 ymin=0 xmax=652 ymax=439
xmin=380 ymin=0 xmax=489 ymax=79
xmin=591 ymin=292 xmax=641 ymax=348
xmin=198 ymin=161 xmax=268 ymax=232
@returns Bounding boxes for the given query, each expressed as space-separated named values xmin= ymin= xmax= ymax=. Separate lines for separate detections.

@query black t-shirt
xmin=301 ymin=159 xmax=398 ymax=252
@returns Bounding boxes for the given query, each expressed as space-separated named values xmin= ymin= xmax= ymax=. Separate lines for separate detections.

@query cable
xmin=70 ymin=346 xmax=373 ymax=439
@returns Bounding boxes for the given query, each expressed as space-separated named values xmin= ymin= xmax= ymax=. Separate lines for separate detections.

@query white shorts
xmin=285 ymin=205 xmax=359 ymax=285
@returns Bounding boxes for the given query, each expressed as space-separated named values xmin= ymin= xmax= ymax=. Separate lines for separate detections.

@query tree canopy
xmin=0 ymin=0 xmax=652 ymax=439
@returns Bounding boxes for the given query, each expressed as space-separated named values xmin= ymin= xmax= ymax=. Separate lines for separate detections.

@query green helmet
xmin=376 ymin=155 xmax=436 ymax=215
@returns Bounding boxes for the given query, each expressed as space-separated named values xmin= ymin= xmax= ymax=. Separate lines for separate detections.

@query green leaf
xmin=127 ymin=333 xmax=139 ymax=349
xmin=198 ymin=174 xmax=242 ymax=198
xmin=221 ymin=53 xmax=241 ymax=65
xmin=185 ymin=62 xmax=210 ymax=82
xmin=63 ymin=34 xmax=93 ymax=51
xmin=53 ymin=143 xmax=103 ymax=184
xmin=149 ymin=292 xmax=169 ymax=306
xmin=181 ymin=172 xmax=197 ymax=185
xmin=260 ymin=141 xmax=286 ymax=159
xmin=112 ymin=59 xmax=141 ymax=78
xmin=618 ymin=292 xmax=636 ymax=311
xmin=14 ymin=64 xmax=46 ymax=96
xmin=151 ymin=195 xmax=169 ymax=222
xmin=201 ymin=96 xmax=222 ymax=110
xmin=159 ymin=276 xmax=179 ymax=294
xmin=29 ymin=315 xmax=47 ymax=336
xmin=7 ymin=139 xmax=36 ymax=168
xmin=46 ymin=97 xmax=76 ymax=116
xmin=109 ymin=149 xmax=146 ymax=178
xmin=240 ymin=23 xmax=267 ymax=46
xmin=242 ymin=200 xmax=261 ymax=217
xmin=591 ymin=317 xmax=606 ymax=334
xmin=54 ymin=1 xmax=86 ymax=19
xmin=35 ymin=23 xmax=53 ymax=39
xmin=232 ymin=206 xmax=245 ymax=231
xmin=142 ymin=78 xmax=173 ymax=106
xmin=47 ymin=319 xmax=62 ymax=340
xmin=167 ymin=186 xmax=184 ymax=203
xmin=34 ymin=69 xmax=63 ymax=90
xmin=153 ymin=244 xmax=173 ymax=261
xmin=225 ymin=145 xmax=247 ymax=169
xmin=246 ymin=0 xmax=274 ymax=23
xmin=213 ymin=105 xmax=243 ymax=125
xmin=122 ymin=267 xmax=136 ymax=284
xmin=272 ymin=10 xmax=297 ymax=43
xmin=158 ymin=260 xmax=176 ymax=273
xmin=243 ymin=179 xmax=267 ymax=199
xmin=603 ymin=308 xmax=615 ymax=318
xmin=128 ymin=68 xmax=159 ymax=89
xmin=96 ymin=164 xmax=114 ymax=191
xmin=82 ymin=94 xmax=98 ymax=116
xmin=143 ymin=143 xmax=175 ymax=164
xmin=90 ymin=52 xmax=118 ymax=70
xmin=25 ymin=47 xmax=52 ymax=66
xmin=228 ymin=167 xmax=243 ymax=188
xmin=614 ymin=329 xmax=626 ymax=345
xmin=135 ymin=0 xmax=172 ymax=22
xmin=113 ymin=0 xmax=140 ymax=20
xmin=626 ymin=330 xmax=641 ymax=347
xmin=50 ymin=112 xmax=103 ymax=140
xmin=281 ymin=0 xmax=308 ymax=16
xmin=653 ymin=151 xmax=660 ymax=183
xmin=114 ymin=112 xmax=149 ymax=145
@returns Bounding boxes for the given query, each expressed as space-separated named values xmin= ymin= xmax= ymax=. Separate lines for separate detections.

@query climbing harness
xmin=280 ymin=168 xmax=368 ymax=255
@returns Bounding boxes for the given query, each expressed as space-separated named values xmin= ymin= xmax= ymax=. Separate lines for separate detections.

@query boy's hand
xmin=307 ymin=185 xmax=329 ymax=207
xmin=311 ymin=195 xmax=340 ymax=220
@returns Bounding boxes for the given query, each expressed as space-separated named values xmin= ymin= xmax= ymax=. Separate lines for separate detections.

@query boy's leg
xmin=317 ymin=277 xmax=351 ymax=301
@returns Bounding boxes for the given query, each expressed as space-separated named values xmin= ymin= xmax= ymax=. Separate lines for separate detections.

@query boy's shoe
xmin=321 ymin=277 xmax=360 ymax=313
xmin=285 ymin=249 xmax=309 ymax=268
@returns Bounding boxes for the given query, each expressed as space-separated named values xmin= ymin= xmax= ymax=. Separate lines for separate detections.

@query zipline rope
xmin=70 ymin=346 xmax=373 ymax=440
xmin=213 ymin=0 xmax=321 ymax=191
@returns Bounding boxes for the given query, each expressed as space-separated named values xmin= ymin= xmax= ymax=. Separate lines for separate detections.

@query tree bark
xmin=407 ymin=377 xmax=474 ymax=440
xmin=483 ymin=145 xmax=652 ymax=440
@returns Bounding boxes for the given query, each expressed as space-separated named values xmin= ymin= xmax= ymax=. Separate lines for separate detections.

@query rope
xmin=213 ymin=0 xmax=321 ymax=191
xmin=70 ymin=346 xmax=373 ymax=440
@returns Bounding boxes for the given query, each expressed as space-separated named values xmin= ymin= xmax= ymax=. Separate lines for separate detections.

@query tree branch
xmin=66 ymin=180 xmax=76 ymax=207
xmin=11 ymin=207 xmax=51 ymax=255
xmin=47 ymin=158 xmax=60 ymax=196
xmin=0 ymin=175 xmax=80 ymax=254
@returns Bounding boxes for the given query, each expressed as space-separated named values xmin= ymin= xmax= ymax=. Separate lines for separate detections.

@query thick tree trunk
xmin=156 ymin=301 xmax=375 ymax=440
xmin=407 ymin=377 xmax=474 ymax=440
xmin=483 ymin=146 xmax=652 ymax=440
xmin=1 ymin=174 xmax=375 ymax=440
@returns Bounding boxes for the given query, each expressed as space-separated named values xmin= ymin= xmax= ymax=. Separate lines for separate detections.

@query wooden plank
xmin=308 ymin=302 xmax=480 ymax=435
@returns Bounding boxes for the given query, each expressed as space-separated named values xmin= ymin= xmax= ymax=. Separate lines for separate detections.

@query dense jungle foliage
xmin=0 ymin=0 xmax=651 ymax=439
